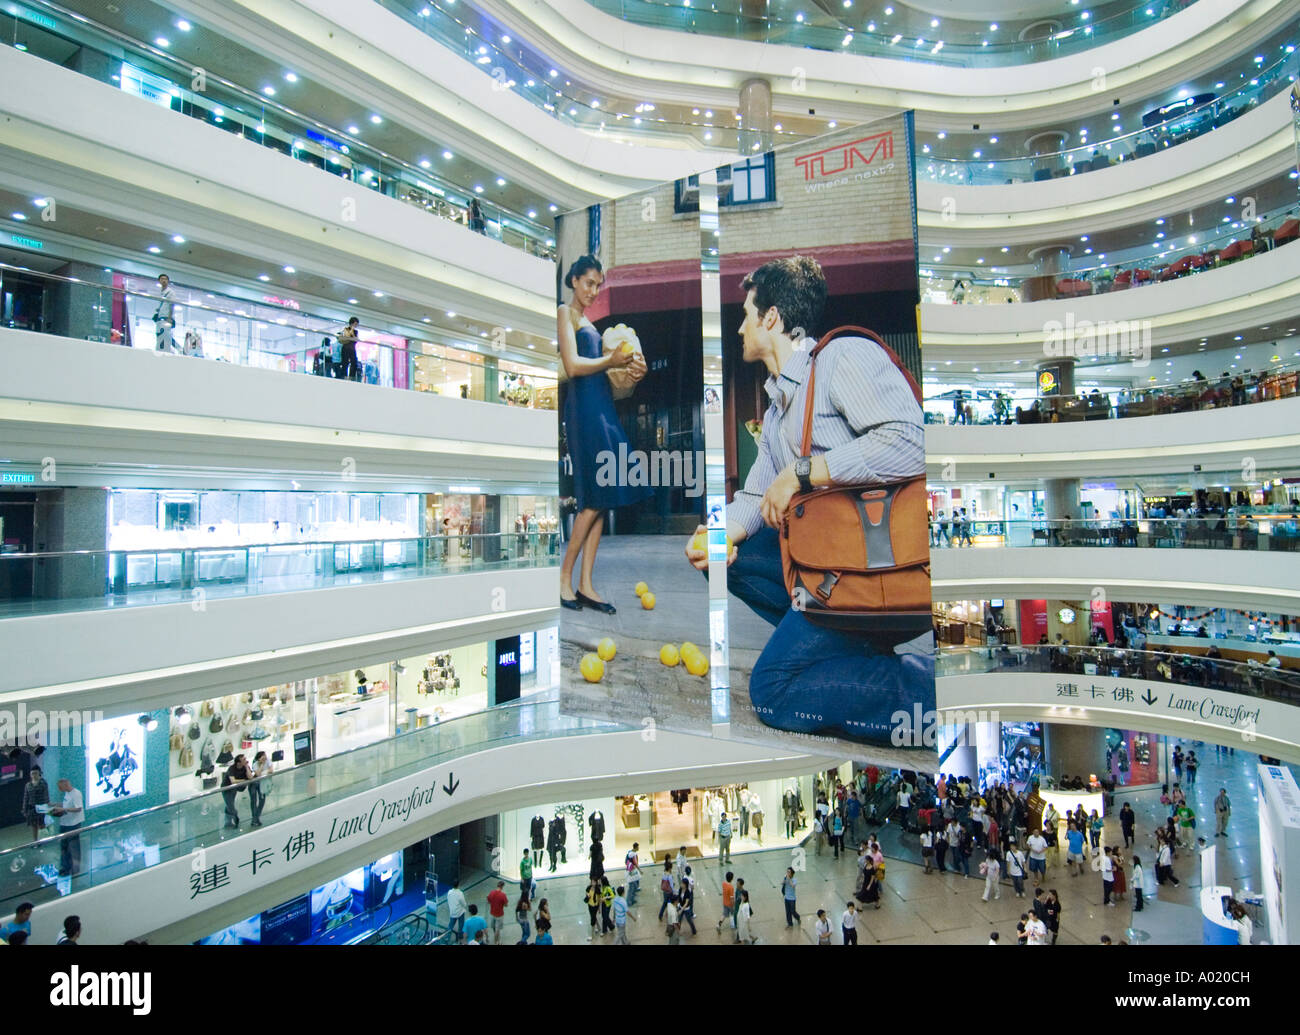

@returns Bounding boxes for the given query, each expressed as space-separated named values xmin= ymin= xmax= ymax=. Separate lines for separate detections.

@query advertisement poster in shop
xmin=710 ymin=114 xmax=938 ymax=764
xmin=554 ymin=185 xmax=713 ymax=735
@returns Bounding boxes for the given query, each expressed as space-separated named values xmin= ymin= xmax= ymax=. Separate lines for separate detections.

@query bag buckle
xmin=816 ymin=570 xmax=841 ymax=600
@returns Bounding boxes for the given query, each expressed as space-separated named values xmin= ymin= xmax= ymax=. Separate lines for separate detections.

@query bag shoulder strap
xmin=801 ymin=325 xmax=923 ymax=456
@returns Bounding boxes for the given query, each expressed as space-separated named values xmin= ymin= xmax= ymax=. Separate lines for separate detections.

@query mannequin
xmin=530 ymin=814 xmax=546 ymax=867
xmin=589 ymin=809 xmax=605 ymax=844
xmin=552 ymin=812 xmax=568 ymax=865
xmin=546 ymin=817 xmax=563 ymax=871
xmin=749 ymin=791 xmax=764 ymax=845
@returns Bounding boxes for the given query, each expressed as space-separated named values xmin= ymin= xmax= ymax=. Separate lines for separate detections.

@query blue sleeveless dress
xmin=564 ymin=322 xmax=652 ymax=511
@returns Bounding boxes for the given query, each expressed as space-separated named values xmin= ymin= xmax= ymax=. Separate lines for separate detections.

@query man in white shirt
xmin=1100 ymin=846 xmax=1115 ymax=905
xmin=1025 ymin=913 xmax=1047 ymax=945
xmin=841 ymin=901 xmax=860 ymax=945
xmin=1026 ymin=831 xmax=1048 ymax=887
xmin=968 ymin=801 xmax=986 ymax=846
xmin=153 ymin=273 xmax=178 ymax=352
xmin=445 ymin=880 xmax=468 ymax=942
xmin=51 ymin=778 xmax=83 ymax=877
xmin=1005 ymin=844 xmax=1027 ymax=897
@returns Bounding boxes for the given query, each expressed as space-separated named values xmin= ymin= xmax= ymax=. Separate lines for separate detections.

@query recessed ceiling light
xmin=147 ymin=245 xmax=161 ymax=253
xmin=474 ymin=185 xmax=484 ymax=193
xmin=347 ymin=298 xmax=358 ymax=304
xmin=527 ymin=209 xmax=537 ymax=218
xmin=258 ymin=274 xmax=270 ymax=282
xmin=347 ymin=125 xmax=359 ymax=135
xmin=261 ymin=85 xmax=275 ymax=96
xmin=370 ymin=114 xmax=383 ymax=124
xmin=548 ymin=204 xmax=558 ymax=212
xmin=171 ymin=234 xmax=185 ymax=244
xmin=283 ymin=265 xmax=295 ymax=273
xmin=446 ymin=311 xmax=456 ymax=317
xmin=496 ymin=177 xmax=506 ymax=186
xmin=284 ymin=72 xmax=298 ymax=82
xmin=419 ymin=159 xmax=431 ymax=168
xmin=155 ymin=37 xmax=170 ymax=48
xmin=373 ymin=290 xmax=384 ymax=298
xmin=175 ymin=19 xmax=192 ymax=31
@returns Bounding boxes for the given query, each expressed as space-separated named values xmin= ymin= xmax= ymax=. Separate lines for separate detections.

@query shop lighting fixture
xmin=446 ymin=311 xmax=456 ymax=317
xmin=171 ymin=234 xmax=185 ymax=244
xmin=147 ymin=245 xmax=161 ymax=253
xmin=261 ymin=85 xmax=275 ymax=96
xmin=284 ymin=71 xmax=298 ymax=83
xmin=890 ymin=34 xmax=902 ymax=44
xmin=828 ymin=121 xmax=837 ymax=128
xmin=283 ymin=266 xmax=295 ymax=273
xmin=989 ymin=23 xmax=997 ymax=29
xmin=548 ymin=204 xmax=558 ymax=212
xmin=373 ymin=291 xmax=384 ymax=298
xmin=10 ymin=212 xmax=26 ymax=220
xmin=175 ymin=19 xmax=191 ymax=31
xmin=155 ymin=37 xmax=170 ymax=47
xmin=347 ymin=125 xmax=359 ymax=135
xmin=258 ymin=274 xmax=270 ymax=282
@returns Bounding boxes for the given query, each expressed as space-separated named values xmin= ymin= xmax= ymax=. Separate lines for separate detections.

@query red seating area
xmin=1275 ymin=218 xmax=1300 ymax=246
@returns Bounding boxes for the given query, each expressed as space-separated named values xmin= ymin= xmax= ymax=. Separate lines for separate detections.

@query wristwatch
xmin=795 ymin=456 xmax=814 ymax=495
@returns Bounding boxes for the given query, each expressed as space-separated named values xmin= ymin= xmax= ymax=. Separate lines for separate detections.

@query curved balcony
xmin=2 ymin=0 xmax=554 ymax=260
xmin=577 ymin=0 xmax=1202 ymax=68
xmin=3 ymin=693 xmax=838 ymax=943
xmin=930 ymin=534 xmax=1300 ymax=613
xmin=919 ymin=230 xmax=1300 ymax=362
xmin=936 ymin=644 xmax=1300 ymax=762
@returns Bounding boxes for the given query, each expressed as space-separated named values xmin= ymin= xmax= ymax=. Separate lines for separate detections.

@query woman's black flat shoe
xmin=576 ymin=592 xmax=616 ymax=614
xmin=560 ymin=596 xmax=583 ymax=610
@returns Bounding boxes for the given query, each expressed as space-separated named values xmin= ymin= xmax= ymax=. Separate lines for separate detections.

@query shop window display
xmin=496 ymin=776 xmax=815 ymax=881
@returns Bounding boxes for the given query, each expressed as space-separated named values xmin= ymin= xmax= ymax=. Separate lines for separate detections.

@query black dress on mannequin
xmin=589 ymin=838 xmax=605 ymax=882
xmin=552 ymin=814 xmax=567 ymax=865
xmin=530 ymin=815 xmax=546 ymax=866
xmin=589 ymin=810 xmax=605 ymax=844
xmin=546 ymin=818 xmax=561 ymax=871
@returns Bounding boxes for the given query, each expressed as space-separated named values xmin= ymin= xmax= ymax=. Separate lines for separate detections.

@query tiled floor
xmin=438 ymin=744 xmax=1282 ymax=945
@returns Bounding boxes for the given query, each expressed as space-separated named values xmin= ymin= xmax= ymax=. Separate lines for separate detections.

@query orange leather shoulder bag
xmin=779 ymin=325 xmax=931 ymax=627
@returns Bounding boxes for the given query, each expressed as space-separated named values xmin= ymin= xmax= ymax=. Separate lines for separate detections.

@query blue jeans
xmin=627 ymin=881 xmax=639 ymax=906
xmin=784 ymin=898 xmax=799 ymax=925
xmin=723 ymin=528 xmax=934 ymax=744
xmin=658 ymin=890 xmax=674 ymax=920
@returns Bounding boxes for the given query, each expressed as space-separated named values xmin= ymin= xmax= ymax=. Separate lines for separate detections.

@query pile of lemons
xmin=576 ymin=581 xmax=710 ymax=682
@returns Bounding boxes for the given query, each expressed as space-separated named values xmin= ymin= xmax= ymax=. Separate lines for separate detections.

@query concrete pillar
xmin=1024 ymin=244 xmax=1071 ymax=302
xmin=34 ymin=488 xmax=109 ymax=602
xmin=1043 ymin=723 xmax=1109 ymax=784
xmin=1036 ymin=356 xmax=1075 ymax=397
xmin=738 ymin=78 xmax=772 ymax=156
xmin=47 ymin=261 xmax=114 ymax=342
xmin=1042 ymin=478 xmax=1081 ymax=522
xmin=65 ymin=46 xmax=115 ymax=85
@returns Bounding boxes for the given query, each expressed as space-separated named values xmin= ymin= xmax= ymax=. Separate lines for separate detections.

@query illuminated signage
xmin=793 ymin=131 xmax=894 ymax=181
xmin=8 ymin=234 xmax=43 ymax=250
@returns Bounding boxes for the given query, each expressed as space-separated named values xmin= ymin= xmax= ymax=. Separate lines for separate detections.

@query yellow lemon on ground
xmin=659 ymin=643 xmax=680 ymax=667
xmin=684 ymin=650 xmax=710 ymax=677
xmin=597 ymin=637 xmax=617 ymax=662
xmin=579 ymin=653 xmax=605 ymax=682
xmin=634 ymin=581 xmax=648 ymax=597
xmin=680 ymin=641 xmax=700 ymax=657
xmin=640 ymin=591 xmax=656 ymax=610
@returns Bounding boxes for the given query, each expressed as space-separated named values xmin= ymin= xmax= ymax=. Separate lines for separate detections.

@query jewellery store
xmin=495 ymin=775 xmax=816 ymax=882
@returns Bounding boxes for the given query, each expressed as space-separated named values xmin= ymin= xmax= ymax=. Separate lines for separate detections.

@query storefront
xmin=410 ymin=344 xmax=556 ymax=409
xmin=108 ymin=489 xmax=422 ymax=551
xmin=496 ymin=775 xmax=816 ymax=882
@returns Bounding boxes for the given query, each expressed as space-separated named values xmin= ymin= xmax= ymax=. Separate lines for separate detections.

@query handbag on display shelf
xmin=209 ymin=713 xmax=224 ymax=733
xmin=220 ymin=695 xmax=236 ymax=713
xmin=779 ymin=326 xmax=930 ymax=628
xmin=216 ymin=741 xmax=234 ymax=765
xmin=199 ymin=700 xmax=214 ymax=717
xmin=178 ymin=743 xmax=194 ymax=769
xmin=188 ymin=722 xmax=202 ymax=741
xmin=271 ymin=749 xmax=285 ymax=762
xmin=169 ymin=727 xmax=183 ymax=751
xmin=241 ymin=737 xmax=253 ymax=750
xmin=250 ymin=707 xmax=264 ymax=721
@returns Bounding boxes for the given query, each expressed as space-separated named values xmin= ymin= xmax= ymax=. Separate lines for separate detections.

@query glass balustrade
xmin=919 ymin=51 xmax=1297 ymax=184
xmin=928 ymin=517 xmax=1300 ymax=551
xmin=2 ymin=1 xmax=554 ymax=260
xmin=937 ymin=643 xmax=1300 ymax=701
xmin=0 ymin=263 xmax=559 ymax=408
xmin=922 ymin=198 xmax=1300 ymax=305
xmin=578 ymin=0 xmax=1202 ymax=68
xmin=0 ymin=532 xmax=560 ymax=617
xmin=0 ymin=694 xmax=619 ymax=914
xmin=5 ymin=636 xmax=1294 ymax=912
xmin=924 ymin=366 xmax=1300 ymax=425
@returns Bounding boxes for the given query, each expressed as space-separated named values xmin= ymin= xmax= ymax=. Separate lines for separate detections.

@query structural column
xmin=738 ymin=78 xmax=772 ymax=155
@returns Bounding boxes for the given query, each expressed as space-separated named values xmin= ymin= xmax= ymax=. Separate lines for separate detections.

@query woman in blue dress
xmin=557 ymin=254 xmax=648 ymax=614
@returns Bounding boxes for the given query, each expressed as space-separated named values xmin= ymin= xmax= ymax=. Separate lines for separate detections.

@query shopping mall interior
xmin=0 ymin=0 xmax=1298 ymax=966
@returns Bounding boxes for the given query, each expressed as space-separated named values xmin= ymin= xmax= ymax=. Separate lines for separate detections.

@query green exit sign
xmin=15 ymin=5 xmax=58 ymax=30
xmin=9 ymin=234 xmax=43 ymax=250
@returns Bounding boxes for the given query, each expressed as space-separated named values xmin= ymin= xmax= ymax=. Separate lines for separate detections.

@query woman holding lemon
xmin=557 ymin=254 xmax=649 ymax=613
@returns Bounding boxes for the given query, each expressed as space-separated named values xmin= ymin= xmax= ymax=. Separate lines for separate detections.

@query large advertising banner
xmin=708 ymin=114 xmax=938 ymax=764
xmin=555 ymin=188 xmax=713 ymax=734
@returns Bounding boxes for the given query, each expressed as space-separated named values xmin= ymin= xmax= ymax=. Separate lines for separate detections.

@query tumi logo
xmin=794 ymin=131 xmax=894 ymax=181
xmin=50 ymin=967 xmax=151 ymax=1015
